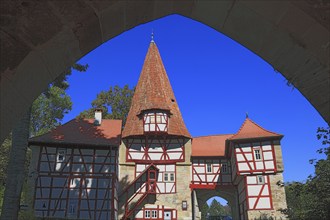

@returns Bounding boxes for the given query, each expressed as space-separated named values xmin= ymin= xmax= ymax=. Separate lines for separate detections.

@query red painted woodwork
xmin=34 ymin=146 xmax=118 ymax=220
xmin=133 ymin=205 xmax=178 ymax=220
xmin=190 ymin=158 xmax=231 ymax=189
xmin=120 ymin=164 xmax=159 ymax=220
xmin=125 ymin=137 xmax=185 ymax=163
xmin=143 ymin=112 xmax=169 ymax=133
xmin=234 ymin=141 xmax=277 ymax=175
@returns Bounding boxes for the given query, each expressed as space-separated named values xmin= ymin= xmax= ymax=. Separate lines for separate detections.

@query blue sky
xmin=64 ymin=15 xmax=327 ymax=187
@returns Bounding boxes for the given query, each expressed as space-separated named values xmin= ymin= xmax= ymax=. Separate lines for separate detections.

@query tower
xmin=118 ymin=40 xmax=193 ymax=220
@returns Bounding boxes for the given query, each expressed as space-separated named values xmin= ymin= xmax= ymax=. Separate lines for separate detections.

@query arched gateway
xmin=28 ymin=40 xmax=287 ymax=219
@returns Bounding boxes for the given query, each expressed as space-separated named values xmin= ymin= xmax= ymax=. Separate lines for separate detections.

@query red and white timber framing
xmin=233 ymin=141 xmax=277 ymax=175
xmin=33 ymin=145 xmax=118 ymax=220
xmin=237 ymin=174 xmax=274 ymax=219
xmin=143 ymin=112 xmax=168 ymax=133
xmin=237 ymin=176 xmax=248 ymax=220
xmin=136 ymin=164 xmax=176 ymax=194
xmin=245 ymin=175 xmax=273 ymax=210
xmin=133 ymin=205 xmax=177 ymax=220
xmin=190 ymin=158 xmax=232 ymax=189
xmin=124 ymin=137 xmax=185 ymax=163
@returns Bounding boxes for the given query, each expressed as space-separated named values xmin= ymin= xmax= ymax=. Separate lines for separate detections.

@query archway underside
xmin=1 ymin=0 xmax=329 ymax=142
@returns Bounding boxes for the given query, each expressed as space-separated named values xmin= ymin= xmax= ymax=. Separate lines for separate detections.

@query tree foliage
xmin=200 ymin=201 xmax=209 ymax=220
xmin=283 ymin=127 xmax=330 ymax=220
xmin=0 ymin=63 xmax=88 ymax=218
xmin=79 ymin=85 xmax=134 ymax=127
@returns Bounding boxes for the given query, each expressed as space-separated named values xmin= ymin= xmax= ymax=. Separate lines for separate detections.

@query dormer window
xmin=143 ymin=111 xmax=168 ymax=133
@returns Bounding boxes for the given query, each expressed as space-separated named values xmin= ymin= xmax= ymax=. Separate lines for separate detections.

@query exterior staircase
xmin=120 ymin=164 xmax=158 ymax=220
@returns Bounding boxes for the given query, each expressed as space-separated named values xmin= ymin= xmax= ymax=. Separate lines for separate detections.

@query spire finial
xmin=151 ymin=29 xmax=154 ymax=43
xmin=246 ymin=112 xmax=249 ymax=118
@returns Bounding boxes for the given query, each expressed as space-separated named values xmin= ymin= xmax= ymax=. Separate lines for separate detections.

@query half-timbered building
xmin=28 ymin=118 xmax=122 ymax=219
xmin=28 ymin=38 xmax=287 ymax=219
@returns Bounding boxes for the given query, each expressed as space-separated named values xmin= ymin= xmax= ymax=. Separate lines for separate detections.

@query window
xmin=152 ymin=210 xmax=157 ymax=218
xmin=221 ymin=163 xmax=228 ymax=173
xmin=254 ymin=149 xmax=262 ymax=160
xmin=156 ymin=115 xmax=161 ymax=123
xmin=170 ymin=173 xmax=175 ymax=181
xmin=206 ymin=163 xmax=212 ymax=173
xmin=164 ymin=172 xmax=175 ymax=182
xmin=164 ymin=173 xmax=168 ymax=182
xmin=57 ymin=149 xmax=66 ymax=162
xmin=144 ymin=112 xmax=168 ymax=132
xmin=257 ymin=175 xmax=265 ymax=184
xmin=68 ymin=202 xmax=76 ymax=215
xmin=145 ymin=210 xmax=150 ymax=218
xmin=150 ymin=115 xmax=155 ymax=123
xmin=41 ymin=201 xmax=47 ymax=210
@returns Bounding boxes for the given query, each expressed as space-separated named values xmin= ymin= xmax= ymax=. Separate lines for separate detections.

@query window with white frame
xmin=151 ymin=210 xmax=157 ymax=218
xmin=254 ymin=149 xmax=262 ymax=160
xmin=206 ymin=163 xmax=212 ymax=173
xmin=170 ymin=173 xmax=175 ymax=181
xmin=164 ymin=172 xmax=175 ymax=182
xmin=145 ymin=210 xmax=150 ymax=218
xmin=257 ymin=175 xmax=265 ymax=184
xmin=143 ymin=112 xmax=168 ymax=132
xmin=57 ymin=148 xmax=66 ymax=162
xmin=221 ymin=163 xmax=228 ymax=173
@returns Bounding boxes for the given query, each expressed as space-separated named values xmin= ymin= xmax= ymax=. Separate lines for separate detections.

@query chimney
xmin=94 ymin=108 xmax=102 ymax=125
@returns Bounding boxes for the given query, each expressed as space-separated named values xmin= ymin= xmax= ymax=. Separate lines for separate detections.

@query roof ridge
xmin=247 ymin=118 xmax=281 ymax=136
xmin=230 ymin=117 xmax=282 ymax=140
xmin=193 ymin=133 xmax=234 ymax=138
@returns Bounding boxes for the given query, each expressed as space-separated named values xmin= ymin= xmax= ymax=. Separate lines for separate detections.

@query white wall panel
xmin=238 ymin=163 xmax=249 ymax=171
xmin=265 ymin=161 xmax=274 ymax=169
xmin=263 ymin=152 xmax=273 ymax=160
xmin=249 ymin=198 xmax=257 ymax=209
xmin=256 ymin=198 xmax=271 ymax=209
xmin=256 ymin=162 xmax=264 ymax=169
xmin=248 ymin=185 xmax=262 ymax=196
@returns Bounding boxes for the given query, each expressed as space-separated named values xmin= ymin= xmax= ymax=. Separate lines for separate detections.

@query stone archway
xmin=193 ymin=187 xmax=239 ymax=220
xmin=1 ymin=1 xmax=329 ymax=142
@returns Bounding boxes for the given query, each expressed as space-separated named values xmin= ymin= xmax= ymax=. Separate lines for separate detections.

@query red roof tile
xmin=122 ymin=42 xmax=191 ymax=138
xmin=29 ymin=119 xmax=122 ymax=147
xmin=229 ymin=118 xmax=282 ymax=140
xmin=192 ymin=134 xmax=233 ymax=157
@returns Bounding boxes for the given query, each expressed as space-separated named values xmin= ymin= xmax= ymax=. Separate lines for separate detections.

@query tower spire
xmin=122 ymin=42 xmax=191 ymax=138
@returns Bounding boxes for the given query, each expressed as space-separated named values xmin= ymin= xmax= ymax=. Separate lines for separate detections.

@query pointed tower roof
xmin=122 ymin=41 xmax=191 ymax=138
xmin=229 ymin=118 xmax=282 ymax=141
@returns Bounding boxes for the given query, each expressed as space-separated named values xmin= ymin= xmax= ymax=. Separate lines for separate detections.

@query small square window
xmin=221 ymin=163 xmax=228 ymax=173
xmin=206 ymin=163 xmax=212 ymax=173
xmin=68 ymin=202 xmax=76 ymax=215
xmin=164 ymin=173 xmax=168 ymax=182
xmin=170 ymin=173 xmax=175 ymax=182
xmin=156 ymin=115 xmax=161 ymax=123
xmin=152 ymin=210 xmax=157 ymax=218
xmin=150 ymin=115 xmax=155 ymax=123
xmin=254 ymin=149 xmax=262 ymax=160
xmin=257 ymin=175 xmax=265 ymax=184
xmin=145 ymin=210 xmax=150 ymax=218
xmin=57 ymin=149 xmax=66 ymax=162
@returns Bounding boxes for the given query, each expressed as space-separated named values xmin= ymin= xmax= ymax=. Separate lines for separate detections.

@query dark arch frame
xmin=1 ymin=1 xmax=329 ymax=142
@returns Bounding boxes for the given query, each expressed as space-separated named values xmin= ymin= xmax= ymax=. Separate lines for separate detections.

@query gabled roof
xmin=122 ymin=41 xmax=191 ymax=138
xmin=229 ymin=118 xmax=282 ymax=141
xmin=29 ymin=119 xmax=122 ymax=147
xmin=192 ymin=134 xmax=233 ymax=157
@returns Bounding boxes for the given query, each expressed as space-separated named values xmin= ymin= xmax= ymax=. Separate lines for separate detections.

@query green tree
xmin=79 ymin=85 xmax=134 ymax=126
xmin=200 ymin=201 xmax=209 ymax=220
xmin=208 ymin=199 xmax=226 ymax=216
xmin=283 ymin=127 xmax=330 ymax=220
xmin=0 ymin=63 xmax=88 ymax=220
